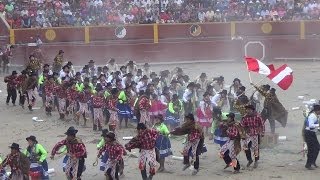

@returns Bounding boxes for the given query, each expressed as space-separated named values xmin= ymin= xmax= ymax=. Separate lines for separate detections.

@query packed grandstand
xmin=0 ymin=0 xmax=316 ymax=28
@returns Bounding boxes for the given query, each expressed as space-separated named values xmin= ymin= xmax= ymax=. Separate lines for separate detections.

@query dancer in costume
xmin=196 ymin=92 xmax=213 ymax=135
xmin=170 ymin=114 xmax=203 ymax=175
xmin=0 ymin=143 xmax=30 ymax=180
xmin=219 ymin=113 xmax=243 ymax=173
xmin=241 ymin=105 xmax=265 ymax=168
xmin=125 ymin=123 xmax=159 ymax=180
xmin=153 ymin=115 xmax=172 ymax=172
xmin=24 ymin=136 xmax=49 ymax=179
xmin=51 ymin=127 xmax=87 ymax=180
xmin=97 ymin=132 xmax=126 ymax=180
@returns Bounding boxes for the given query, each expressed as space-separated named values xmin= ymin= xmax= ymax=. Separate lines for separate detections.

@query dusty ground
xmin=1 ymin=61 xmax=320 ymax=180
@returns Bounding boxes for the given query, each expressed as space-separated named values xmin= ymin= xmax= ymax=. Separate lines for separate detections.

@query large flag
xmin=267 ymin=64 xmax=293 ymax=90
xmin=245 ymin=57 xmax=271 ymax=75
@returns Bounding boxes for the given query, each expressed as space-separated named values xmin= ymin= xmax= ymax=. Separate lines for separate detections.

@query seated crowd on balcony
xmin=0 ymin=0 xmax=317 ymax=28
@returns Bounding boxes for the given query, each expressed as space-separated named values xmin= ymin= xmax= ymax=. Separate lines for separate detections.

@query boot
xmin=28 ymin=105 xmax=33 ymax=111
xmin=125 ymin=119 xmax=128 ymax=128
xmin=82 ymin=113 xmax=87 ymax=126
xmin=93 ymin=124 xmax=97 ymax=131
xmin=140 ymin=169 xmax=148 ymax=180
xmin=75 ymin=113 xmax=80 ymax=125
xmin=158 ymin=158 xmax=165 ymax=172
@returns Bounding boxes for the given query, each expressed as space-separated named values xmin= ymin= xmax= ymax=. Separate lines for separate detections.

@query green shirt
xmin=23 ymin=144 xmax=47 ymax=163
xmin=104 ymin=91 xmax=110 ymax=98
xmin=38 ymin=74 xmax=45 ymax=85
xmin=154 ymin=123 xmax=169 ymax=135
xmin=76 ymin=83 xmax=84 ymax=92
xmin=211 ymin=112 xmax=228 ymax=134
xmin=168 ymin=100 xmax=183 ymax=114
xmin=118 ymin=91 xmax=127 ymax=103
xmin=97 ymin=138 xmax=105 ymax=149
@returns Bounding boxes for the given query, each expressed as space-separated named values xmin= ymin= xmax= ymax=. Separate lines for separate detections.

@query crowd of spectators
xmin=0 ymin=0 xmax=319 ymax=28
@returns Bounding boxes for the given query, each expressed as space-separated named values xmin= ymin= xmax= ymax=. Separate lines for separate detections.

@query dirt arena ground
xmin=1 ymin=61 xmax=320 ymax=180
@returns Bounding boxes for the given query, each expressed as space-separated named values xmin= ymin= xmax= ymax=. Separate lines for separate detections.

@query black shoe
xmin=305 ymin=165 xmax=315 ymax=170
xmin=182 ymin=164 xmax=191 ymax=171
xmin=148 ymin=174 xmax=153 ymax=180
xmin=246 ymin=160 xmax=253 ymax=167
xmin=224 ymin=164 xmax=230 ymax=169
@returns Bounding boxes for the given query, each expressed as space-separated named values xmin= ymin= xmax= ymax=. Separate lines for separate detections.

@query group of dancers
xmin=1 ymin=51 xmax=289 ymax=179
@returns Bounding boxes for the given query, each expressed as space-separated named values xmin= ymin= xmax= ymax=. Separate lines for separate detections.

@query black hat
xmin=227 ymin=112 xmax=235 ymax=119
xmin=239 ymin=86 xmax=246 ymax=91
xmin=96 ymin=84 xmax=104 ymax=92
xmin=245 ymin=104 xmax=255 ymax=110
xmin=65 ymin=126 xmax=78 ymax=135
xmin=233 ymin=78 xmax=241 ymax=83
xmin=105 ymin=132 xmax=116 ymax=141
xmin=128 ymin=60 xmax=134 ymax=65
xmin=142 ymin=75 xmax=148 ymax=80
xmin=67 ymin=61 xmax=73 ymax=66
xmin=187 ymin=82 xmax=195 ymax=88
xmin=126 ymin=73 xmax=133 ymax=77
xmin=89 ymin=60 xmax=95 ymax=63
xmin=59 ymin=50 xmax=64 ymax=54
xmin=137 ymin=69 xmax=142 ymax=73
xmin=137 ymin=123 xmax=147 ymax=130
xmin=26 ymin=135 xmax=38 ymax=143
xmin=185 ymin=113 xmax=195 ymax=121
xmin=150 ymin=72 xmax=157 ymax=76
xmin=171 ymin=79 xmax=179 ymax=84
xmin=172 ymin=94 xmax=179 ymax=100
xmin=75 ymin=72 xmax=81 ymax=76
xmin=98 ymin=74 xmax=106 ymax=79
xmin=313 ymin=104 xmax=320 ymax=111
xmin=200 ymin=73 xmax=207 ymax=78
xmin=155 ymin=114 xmax=164 ymax=122
xmin=144 ymin=63 xmax=150 ymax=67
xmin=101 ymin=129 xmax=109 ymax=137
xmin=212 ymin=107 xmax=222 ymax=114
xmin=63 ymin=65 xmax=69 ymax=69
xmin=219 ymin=90 xmax=228 ymax=95
xmin=106 ymin=82 xmax=112 ymax=87
xmin=12 ymin=71 xmax=17 ymax=75
xmin=9 ymin=143 xmax=20 ymax=150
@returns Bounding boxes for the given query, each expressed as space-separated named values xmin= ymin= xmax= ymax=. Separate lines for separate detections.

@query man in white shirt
xmin=304 ymin=104 xmax=320 ymax=170
xmin=106 ymin=58 xmax=119 ymax=73
xmin=136 ymin=75 xmax=149 ymax=93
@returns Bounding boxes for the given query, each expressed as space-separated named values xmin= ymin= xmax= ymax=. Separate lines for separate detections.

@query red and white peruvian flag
xmin=267 ymin=64 xmax=293 ymax=90
xmin=245 ymin=57 xmax=271 ymax=75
